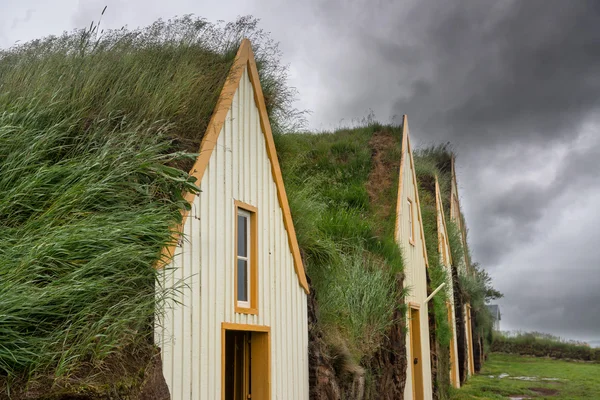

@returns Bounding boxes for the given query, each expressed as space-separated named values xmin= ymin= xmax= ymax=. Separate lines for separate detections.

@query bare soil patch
xmin=365 ymin=130 xmax=398 ymax=233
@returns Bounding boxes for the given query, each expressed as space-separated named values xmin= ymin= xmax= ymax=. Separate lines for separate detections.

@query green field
xmin=451 ymin=353 xmax=600 ymax=400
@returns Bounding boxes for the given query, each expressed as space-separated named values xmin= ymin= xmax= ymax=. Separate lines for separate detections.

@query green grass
xmin=276 ymin=123 xmax=405 ymax=371
xmin=492 ymin=332 xmax=600 ymax=362
xmin=451 ymin=353 xmax=600 ymax=400
xmin=0 ymin=15 xmax=302 ymax=394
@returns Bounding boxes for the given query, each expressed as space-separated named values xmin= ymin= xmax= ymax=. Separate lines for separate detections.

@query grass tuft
xmin=276 ymin=124 xmax=405 ymax=366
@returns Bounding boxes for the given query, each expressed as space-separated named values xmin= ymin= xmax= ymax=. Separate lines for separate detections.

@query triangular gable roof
xmin=395 ymin=115 xmax=429 ymax=267
xmin=435 ymin=176 xmax=453 ymax=266
xmin=158 ymin=39 xmax=309 ymax=294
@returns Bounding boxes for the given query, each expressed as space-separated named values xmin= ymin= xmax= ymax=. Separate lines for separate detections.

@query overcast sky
xmin=2 ymin=0 xmax=599 ymax=344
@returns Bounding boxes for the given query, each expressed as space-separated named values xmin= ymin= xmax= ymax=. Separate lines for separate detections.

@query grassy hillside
xmin=276 ymin=123 xmax=407 ymax=397
xmin=492 ymin=332 xmax=600 ymax=362
xmin=451 ymin=353 xmax=600 ymax=400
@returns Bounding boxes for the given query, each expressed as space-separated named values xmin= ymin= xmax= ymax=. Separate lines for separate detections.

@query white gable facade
xmin=155 ymin=42 xmax=309 ymax=400
xmin=397 ymin=118 xmax=434 ymax=400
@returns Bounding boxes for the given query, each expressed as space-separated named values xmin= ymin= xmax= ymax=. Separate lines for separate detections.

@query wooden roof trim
xmin=245 ymin=42 xmax=309 ymax=293
xmin=157 ymin=39 xmax=309 ymax=294
xmin=396 ymin=115 xmax=430 ymax=267
xmin=394 ymin=118 xmax=407 ymax=242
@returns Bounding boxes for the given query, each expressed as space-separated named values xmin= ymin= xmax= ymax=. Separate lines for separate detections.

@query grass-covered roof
xmin=0 ymin=15 xmax=301 ymax=396
xmin=275 ymin=122 xmax=407 ymax=395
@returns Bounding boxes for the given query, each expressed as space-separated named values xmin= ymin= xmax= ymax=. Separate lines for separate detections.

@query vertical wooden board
xmin=250 ymin=331 xmax=270 ymax=399
xmin=172 ymin=247 xmax=184 ymax=399
xmin=181 ymin=213 xmax=192 ymax=400
xmin=200 ymin=172 xmax=210 ymax=399
xmin=191 ymin=200 xmax=201 ymax=398
xmin=243 ymin=69 xmax=250 ymax=203
xmin=410 ymin=308 xmax=424 ymax=400
xmin=248 ymin=69 xmax=257 ymax=207
xmin=260 ymin=130 xmax=269 ymax=326
xmin=224 ymin=109 xmax=233 ymax=324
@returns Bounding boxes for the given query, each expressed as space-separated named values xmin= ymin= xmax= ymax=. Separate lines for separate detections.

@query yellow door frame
xmin=409 ymin=303 xmax=424 ymax=400
xmin=222 ymin=323 xmax=271 ymax=400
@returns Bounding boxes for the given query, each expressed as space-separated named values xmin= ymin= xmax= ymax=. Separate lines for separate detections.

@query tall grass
xmin=0 ymin=102 xmax=198 ymax=378
xmin=275 ymin=124 xmax=405 ymax=364
xmin=0 ymin=15 xmax=302 ymax=386
xmin=317 ymin=250 xmax=398 ymax=360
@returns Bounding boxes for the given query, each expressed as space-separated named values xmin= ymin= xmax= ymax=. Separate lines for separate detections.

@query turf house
xmin=0 ymin=17 xmax=309 ymax=400
xmin=448 ymin=157 xmax=476 ymax=378
xmin=275 ymin=122 xmax=410 ymax=399
xmin=433 ymin=178 xmax=462 ymax=389
xmin=396 ymin=117 xmax=434 ymax=400
xmin=413 ymin=161 xmax=462 ymax=397
xmin=422 ymin=149 xmax=497 ymax=379
xmin=155 ymin=38 xmax=311 ymax=400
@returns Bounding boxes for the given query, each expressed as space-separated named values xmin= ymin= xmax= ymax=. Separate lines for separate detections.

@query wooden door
xmin=447 ymin=302 xmax=459 ymax=388
xmin=410 ymin=307 xmax=424 ymax=400
xmin=225 ymin=331 xmax=250 ymax=400
xmin=223 ymin=325 xmax=270 ymax=400
xmin=466 ymin=305 xmax=475 ymax=375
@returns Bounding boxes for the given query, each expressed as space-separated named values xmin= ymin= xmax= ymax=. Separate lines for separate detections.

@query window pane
xmin=237 ymin=259 xmax=248 ymax=302
xmin=237 ymin=214 xmax=247 ymax=257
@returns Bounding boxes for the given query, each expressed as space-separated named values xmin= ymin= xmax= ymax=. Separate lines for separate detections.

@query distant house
xmin=155 ymin=39 xmax=310 ymax=400
xmin=486 ymin=305 xmax=501 ymax=331
xmin=396 ymin=116 xmax=434 ymax=400
xmin=435 ymin=177 xmax=462 ymax=388
xmin=449 ymin=159 xmax=476 ymax=377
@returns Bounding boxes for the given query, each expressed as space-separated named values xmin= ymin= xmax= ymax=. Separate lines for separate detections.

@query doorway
xmin=466 ymin=305 xmax=475 ymax=375
xmin=222 ymin=323 xmax=270 ymax=400
xmin=447 ymin=302 xmax=459 ymax=388
xmin=224 ymin=330 xmax=250 ymax=400
xmin=409 ymin=306 xmax=424 ymax=400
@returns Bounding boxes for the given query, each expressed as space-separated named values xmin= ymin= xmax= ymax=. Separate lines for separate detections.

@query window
xmin=407 ymin=198 xmax=415 ymax=245
xmin=235 ymin=201 xmax=258 ymax=314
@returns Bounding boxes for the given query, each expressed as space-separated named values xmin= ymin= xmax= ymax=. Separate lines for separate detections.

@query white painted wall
xmin=155 ymin=65 xmax=309 ymax=400
xmin=397 ymin=132 xmax=433 ymax=400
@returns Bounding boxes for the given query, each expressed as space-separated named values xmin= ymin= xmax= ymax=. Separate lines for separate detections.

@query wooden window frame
xmin=407 ymin=198 xmax=415 ymax=246
xmin=221 ymin=323 xmax=271 ymax=400
xmin=234 ymin=200 xmax=258 ymax=315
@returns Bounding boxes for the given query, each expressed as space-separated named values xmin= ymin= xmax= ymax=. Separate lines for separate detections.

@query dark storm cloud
xmin=372 ymin=0 xmax=600 ymax=266
xmin=387 ymin=0 xmax=600 ymax=147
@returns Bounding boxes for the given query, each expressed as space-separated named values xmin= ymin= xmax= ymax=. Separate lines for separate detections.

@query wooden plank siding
xmin=397 ymin=117 xmax=434 ymax=400
xmin=155 ymin=64 xmax=309 ymax=399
